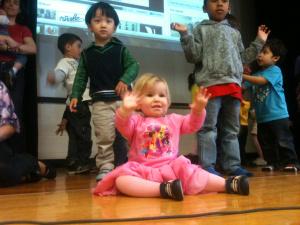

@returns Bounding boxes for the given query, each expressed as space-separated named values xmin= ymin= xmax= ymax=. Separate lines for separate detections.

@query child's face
xmin=139 ymin=81 xmax=169 ymax=117
xmin=65 ymin=40 xmax=82 ymax=60
xmin=88 ymin=9 xmax=116 ymax=44
xmin=256 ymin=47 xmax=279 ymax=68
xmin=204 ymin=0 xmax=230 ymax=22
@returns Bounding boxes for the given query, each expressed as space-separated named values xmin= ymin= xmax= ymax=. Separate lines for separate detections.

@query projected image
xmin=37 ymin=0 xmax=207 ymax=98
xmin=37 ymin=0 xmax=207 ymax=42
xmin=140 ymin=24 xmax=162 ymax=35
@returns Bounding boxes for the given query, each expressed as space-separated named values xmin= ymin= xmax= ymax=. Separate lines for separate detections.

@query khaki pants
xmin=92 ymin=101 xmax=121 ymax=170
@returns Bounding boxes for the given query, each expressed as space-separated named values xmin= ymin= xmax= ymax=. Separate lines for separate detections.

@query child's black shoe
xmin=24 ymin=170 xmax=42 ymax=183
xmin=226 ymin=175 xmax=249 ymax=196
xmin=42 ymin=162 xmax=57 ymax=179
xmin=160 ymin=179 xmax=184 ymax=201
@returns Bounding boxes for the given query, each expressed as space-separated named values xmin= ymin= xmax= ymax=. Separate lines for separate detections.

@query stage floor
xmin=0 ymin=167 xmax=300 ymax=225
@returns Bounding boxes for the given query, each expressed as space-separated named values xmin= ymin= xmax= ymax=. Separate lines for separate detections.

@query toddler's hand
xmin=257 ymin=25 xmax=270 ymax=42
xmin=122 ymin=92 xmax=139 ymax=112
xmin=69 ymin=99 xmax=78 ymax=112
xmin=47 ymin=71 xmax=56 ymax=85
xmin=190 ymin=86 xmax=211 ymax=114
xmin=115 ymin=81 xmax=128 ymax=98
xmin=55 ymin=119 xmax=67 ymax=136
xmin=170 ymin=23 xmax=188 ymax=35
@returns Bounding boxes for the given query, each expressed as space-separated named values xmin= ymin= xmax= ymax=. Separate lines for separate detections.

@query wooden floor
xmin=1 ymin=168 xmax=300 ymax=225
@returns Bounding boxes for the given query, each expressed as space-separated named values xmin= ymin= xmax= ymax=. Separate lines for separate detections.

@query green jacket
xmin=71 ymin=37 xmax=139 ymax=101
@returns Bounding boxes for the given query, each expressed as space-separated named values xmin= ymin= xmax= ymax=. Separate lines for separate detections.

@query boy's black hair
xmin=203 ymin=0 xmax=230 ymax=8
xmin=57 ymin=33 xmax=82 ymax=55
xmin=85 ymin=1 xmax=119 ymax=26
xmin=263 ymin=38 xmax=287 ymax=64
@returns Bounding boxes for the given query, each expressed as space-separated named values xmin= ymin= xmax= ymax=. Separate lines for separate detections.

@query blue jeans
xmin=197 ymin=95 xmax=241 ymax=172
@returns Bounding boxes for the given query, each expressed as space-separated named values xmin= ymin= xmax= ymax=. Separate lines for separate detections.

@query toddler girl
xmin=93 ymin=73 xmax=249 ymax=200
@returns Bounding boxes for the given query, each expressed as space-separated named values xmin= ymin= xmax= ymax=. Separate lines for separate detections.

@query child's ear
xmin=65 ymin=43 xmax=71 ymax=51
xmin=273 ymin=56 xmax=280 ymax=63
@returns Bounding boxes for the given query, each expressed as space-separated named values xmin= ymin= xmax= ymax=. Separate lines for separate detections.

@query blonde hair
xmin=133 ymin=73 xmax=171 ymax=105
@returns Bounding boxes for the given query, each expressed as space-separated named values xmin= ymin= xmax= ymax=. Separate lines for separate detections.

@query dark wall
xmin=254 ymin=0 xmax=300 ymax=155
xmin=254 ymin=1 xmax=298 ymax=115
xmin=21 ymin=0 xmax=38 ymax=156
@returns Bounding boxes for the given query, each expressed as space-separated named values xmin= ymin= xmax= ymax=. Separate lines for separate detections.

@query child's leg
xmin=13 ymin=61 xmax=23 ymax=71
xmin=271 ymin=119 xmax=299 ymax=169
xmin=218 ymin=97 xmax=246 ymax=174
xmin=12 ymin=55 xmax=27 ymax=76
xmin=116 ymin=175 xmax=160 ymax=197
xmin=203 ymin=173 xmax=249 ymax=195
xmin=93 ymin=101 xmax=118 ymax=181
xmin=197 ymin=97 xmax=221 ymax=171
xmin=257 ymin=122 xmax=279 ymax=169
xmin=202 ymin=173 xmax=226 ymax=193
xmin=116 ymin=175 xmax=184 ymax=201
xmin=113 ymin=130 xmax=128 ymax=167
xmin=251 ymin=121 xmax=264 ymax=159
xmin=75 ymin=101 xmax=92 ymax=167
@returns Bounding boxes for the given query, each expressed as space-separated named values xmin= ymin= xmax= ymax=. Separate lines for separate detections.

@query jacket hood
xmin=200 ymin=19 xmax=231 ymax=26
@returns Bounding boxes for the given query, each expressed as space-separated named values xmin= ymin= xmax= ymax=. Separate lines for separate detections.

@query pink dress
xmin=92 ymin=109 xmax=210 ymax=196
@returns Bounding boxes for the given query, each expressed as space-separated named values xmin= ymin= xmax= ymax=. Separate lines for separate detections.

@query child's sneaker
xmin=96 ymin=168 xmax=113 ymax=181
xmin=261 ymin=165 xmax=275 ymax=172
xmin=68 ymin=164 xmax=90 ymax=175
xmin=282 ymin=164 xmax=299 ymax=172
xmin=225 ymin=175 xmax=249 ymax=196
xmin=160 ymin=179 xmax=184 ymax=201
xmin=252 ymin=158 xmax=267 ymax=166
xmin=229 ymin=167 xmax=253 ymax=177
xmin=205 ymin=166 xmax=221 ymax=176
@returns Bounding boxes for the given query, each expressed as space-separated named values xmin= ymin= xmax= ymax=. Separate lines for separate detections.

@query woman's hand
xmin=0 ymin=35 xmax=18 ymax=48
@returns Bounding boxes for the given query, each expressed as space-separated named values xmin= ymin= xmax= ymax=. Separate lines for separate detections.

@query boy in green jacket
xmin=70 ymin=2 xmax=139 ymax=181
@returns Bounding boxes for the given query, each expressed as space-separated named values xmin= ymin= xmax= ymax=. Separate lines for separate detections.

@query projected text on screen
xmin=37 ymin=0 xmax=207 ymax=42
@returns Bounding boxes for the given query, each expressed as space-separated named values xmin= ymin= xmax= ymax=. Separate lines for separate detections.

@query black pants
xmin=238 ymin=125 xmax=249 ymax=166
xmin=114 ymin=129 xmax=128 ymax=167
xmin=257 ymin=118 xmax=299 ymax=168
xmin=0 ymin=141 xmax=39 ymax=187
xmin=64 ymin=102 xmax=92 ymax=166
xmin=4 ymin=69 xmax=27 ymax=153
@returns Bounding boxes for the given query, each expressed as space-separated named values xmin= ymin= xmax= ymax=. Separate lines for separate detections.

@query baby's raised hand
xmin=257 ymin=25 xmax=270 ymax=42
xmin=122 ymin=92 xmax=139 ymax=113
xmin=190 ymin=86 xmax=211 ymax=114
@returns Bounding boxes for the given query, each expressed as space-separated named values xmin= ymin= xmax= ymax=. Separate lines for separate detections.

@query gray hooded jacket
xmin=180 ymin=19 xmax=264 ymax=87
